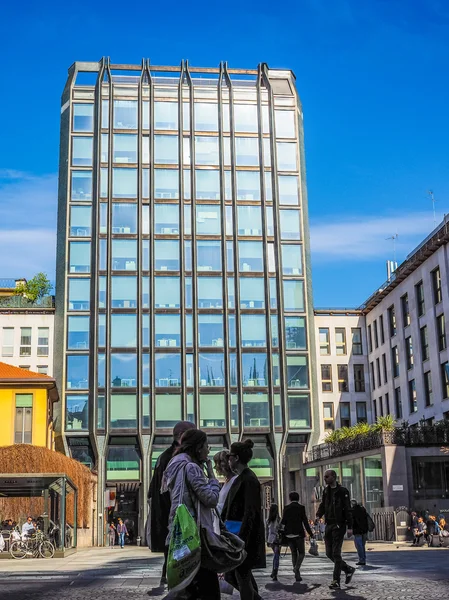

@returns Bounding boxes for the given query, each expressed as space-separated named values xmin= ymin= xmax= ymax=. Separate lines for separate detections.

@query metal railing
xmin=0 ymin=295 xmax=55 ymax=309
xmin=306 ymin=424 xmax=449 ymax=462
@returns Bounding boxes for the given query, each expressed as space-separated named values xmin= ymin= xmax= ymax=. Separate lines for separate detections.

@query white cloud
xmin=0 ymin=171 xmax=58 ymax=278
xmin=310 ymin=211 xmax=442 ymax=262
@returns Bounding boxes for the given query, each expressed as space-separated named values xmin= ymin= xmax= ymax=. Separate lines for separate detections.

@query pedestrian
xmin=147 ymin=420 xmax=195 ymax=586
xmin=21 ymin=516 xmax=35 ymax=538
xmin=413 ymin=517 xmax=427 ymax=545
xmin=164 ymin=428 xmax=220 ymax=599
xmin=213 ymin=449 xmax=237 ymax=533
xmin=350 ymin=499 xmax=369 ymax=565
xmin=117 ymin=518 xmax=128 ymax=548
xmin=222 ymin=439 xmax=266 ymax=600
xmin=279 ymin=491 xmax=314 ymax=582
xmin=108 ymin=522 xmax=116 ymax=548
xmin=3 ymin=519 xmax=13 ymax=531
xmin=316 ymin=469 xmax=355 ymax=590
xmin=266 ymin=503 xmax=281 ymax=581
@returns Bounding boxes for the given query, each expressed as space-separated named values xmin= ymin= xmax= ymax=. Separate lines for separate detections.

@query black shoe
xmin=159 ymin=576 xmax=167 ymax=586
xmin=356 ymin=561 xmax=366 ymax=566
xmin=329 ymin=580 xmax=341 ymax=589
xmin=345 ymin=566 xmax=356 ymax=585
xmin=295 ymin=572 xmax=302 ymax=582
xmin=271 ymin=569 xmax=278 ymax=581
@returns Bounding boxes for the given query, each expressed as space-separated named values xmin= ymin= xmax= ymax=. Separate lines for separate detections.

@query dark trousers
xmin=287 ymin=536 xmax=305 ymax=574
xmin=161 ymin=545 xmax=169 ymax=579
xmin=231 ymin=563 xmax=260 ymax=600
xmin=324 ymin=524 xmax=351 ymax=582
xmin=186 ymin=566 xmax=220 ymax=600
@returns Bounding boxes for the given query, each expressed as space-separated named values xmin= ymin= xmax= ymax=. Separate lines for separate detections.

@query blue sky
xmin=0 ymin=0 xmax=448 ymax=306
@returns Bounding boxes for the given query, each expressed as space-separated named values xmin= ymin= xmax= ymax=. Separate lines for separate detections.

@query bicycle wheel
xmin=10 ymin=540 xmax=27 ymax=559
xmin=39 ymin=540 xmax=55 ymax=559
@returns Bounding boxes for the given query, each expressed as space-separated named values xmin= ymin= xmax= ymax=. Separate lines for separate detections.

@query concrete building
xmin=0 ymin=279 xmax=55 ymax=376
xmin=314 ymin=309 xmax=371 ymax=442
xmin=54 ymin=58 xmax=317 ymax=543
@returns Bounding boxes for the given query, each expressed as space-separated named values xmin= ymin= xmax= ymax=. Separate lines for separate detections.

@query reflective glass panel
xmin=142 ymin=314 xmax=150 ymax=347
xmin=195 ymin=137 xmax=219 ymax=165
xmin=288 ymin=395 xmax=310 ymax=428
xmin=67 ymin=355 xmax=89 ymax=389
xmin=154 ymin=203 xmax=179 ymax=233
xmin=242 ymin=353 xmax=267 ymax=386
xmin=186 ymin=355 xmax=194 ymax=386
xmin=98 ymin=354 xmax=105 ymax=387
xmin=67 ymin=316 xmax=90 ymax=350
xmin=234 ymin=105 xmax=258 ymax=133
xmin=197 ymin=241 xmax=222 ymax=271
xmin=198 ymin=277 xmax=223 ymax=308
xmin=276 ymin=142 xmax=297 ymax=170
xmin=236 ymin=171 xmax=260 ymax=201
xmin=156 ymin=394 xmax=182 ymax=427
xmin=70 ymin=206 xmax=91 ymax=237
xmin=282 ymin=245 xmax=303 ymax=275
xmin=113 ymin=100 xmax=138 ymax=129
xmin=113 ymin=134 xmax=137 ymax=163
xmin=186 ymin=314 xmax=193 ymax=347
xmin=270 ymin=278 xmax=277 ymax=308
xmin=287 ymin=355 xmax=309 ymax=388
xmin=100 ymin=203 xmax=107 ymax=234
xmin=111 ymin=354 xmax=137 ymax=387
xmin=279 ymin=175 xmax=299 ymax=205
xmin=73 ymin=104 xmax=93 ymax=132
xmin=185 ymin=278 xmax=192 ymax=308
xmin=112 ymin=168 xmax=137 ymax=198
xmin=239 ymin=241 xmax=264 ymax=272
xmin=101 ymin=99 xmax=109 ymax=129
xmin=154 ymin=102 xmax=178 ymax=130
xmin=71 ymin=171 xmax=92 ymax=201
xmin=231 ymin=393 xmax=239 ymax=427
xmin=283 ymin=280 xmax=304 ymax=311
xmin=98 ymin=314 xmax=106 ymax=347
xmin=230 ymin=353 xmax=237 ymax=386
xmin=275 ymin=110 xmax=296 ymax=138
xmin=240 ymin=278 xmax=265 ymax=308
xmin=155 ymin=169 xmax=179 ymax=199
xmin=280 ymin=209 xmax=301 ymax=240
xmin=199 ymin=354 xmax=224 ymax=387
xmin=155 ymin=315 xmax=181 ymax=347
xmin=226 ymin=241 xmax=234 ymax=271
xmin=68 ymin=278 xmax=90 ymax=310
xmin=112 ymin=203 xmax=137 ymax=233
xmin=142 ymin=205 xmax=149 ymax=235
xmin=227 ymin=277 xmax=235 ymax=308
xmin=155 ymin=277 xmax=180 ymax=307
xmin=111 ymin=240 xmax=137 ymax=271
xmin=241 ymin=315 xmax=267 ymax=347
xmin=271 ymin=315 xmax=279 ymax=347
xmin=200 ymin=394 xmax=226 ymax=427
xmin=110 ymin=394 xmax=137 ymax=428
xmin=285 ymin=316 xmax=307 ymax=350
xmin=243 ymin=393 xmax=269 ymax=427
xmin=237 ymin=205 xmax=262 ymax=236
xmin=235 ymin=137 xmax=259 ymax=166
xmin=72 ymin=137 xmax=93 ymax=166
xmin=142 ymin=276 xmax=150 ymax=308
xmin=155 ymin=354 xmax=181 ymax=387
xmin=198 ymin=315 xmax=224 ymax=348
xmin=194 ymin=103 xmax=218 ymax=131
xmin=155 ymin=240 xmax=180 ymax=271
xmin=196 ymin=205 xmax=221 ymax=234
xmin=66 ymin=395 xmax=88 ymax=430
xmin=196 ymin=170 xmax=220 ymax=200
xmin=155 ymin=135 xmax=179 ymax=164
xmin=69 ymin=242 xmax=91 ymax=273
xmin=228 ymin=315 xmax=236 ymax=347
xmin=111 ymin=315 xmax=137 ymax=348
xmin=185 ymin=240 xmax=192 ymax=270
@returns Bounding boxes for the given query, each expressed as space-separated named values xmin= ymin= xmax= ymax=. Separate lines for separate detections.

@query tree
xmin=15 ymin=273 xmax=52 ymax=302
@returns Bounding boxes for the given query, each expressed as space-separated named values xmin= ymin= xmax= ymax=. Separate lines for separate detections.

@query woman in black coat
xmin=222 ymin=439 xmax=266 ymax=600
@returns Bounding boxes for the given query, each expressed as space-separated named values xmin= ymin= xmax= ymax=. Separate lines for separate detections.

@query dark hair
xmin=230 ymin=439 xmax=254 ymax=465
xmin=268 ymin=503 xmax=279 ymax=523
xmin=289 ymin=491 xmax=299 ymax=502
xmin=213 ymin=450 xmax=232 ymax=477
xmin=175 ymin=428 xmax=207 ymax=463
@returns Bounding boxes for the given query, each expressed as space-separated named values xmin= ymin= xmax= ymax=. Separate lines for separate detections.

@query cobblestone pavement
xmin=0 ymin=547 xmax=448 ymax=599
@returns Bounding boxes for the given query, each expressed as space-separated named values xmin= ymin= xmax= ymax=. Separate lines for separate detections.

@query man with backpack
xmin=350 ymin=500 xmax=374 ymax=565
xmin=316 ymin=470 xmax=355 ymax=590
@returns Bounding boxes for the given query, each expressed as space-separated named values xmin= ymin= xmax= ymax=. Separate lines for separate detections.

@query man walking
xmin=280 ymin=491 xmax=314 ymax=582
xmin=350 ymin=499 xmax=369 ymax=565
xmin=316 ymin=470 xmax=355 ymax=590
xmin=147 ymin=420 xmax=195 ymax=586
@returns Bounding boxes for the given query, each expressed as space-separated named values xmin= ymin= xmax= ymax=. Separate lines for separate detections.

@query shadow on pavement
xmin=265 ymin=581 xmax=322 ymax=593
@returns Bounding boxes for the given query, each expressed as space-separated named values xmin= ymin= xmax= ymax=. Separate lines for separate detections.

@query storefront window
xmin=364 ymin=454 xmax=384 ymax=511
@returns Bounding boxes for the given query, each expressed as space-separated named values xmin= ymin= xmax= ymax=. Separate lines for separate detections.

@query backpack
xmin=367 ymin=513 xmax=375 ymax=533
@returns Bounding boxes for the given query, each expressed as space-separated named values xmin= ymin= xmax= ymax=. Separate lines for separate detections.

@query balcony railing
xmin=0 ymin=295 xmax=55 ymax=309
xmin=306 ymin=424 xmax=449 ymax=463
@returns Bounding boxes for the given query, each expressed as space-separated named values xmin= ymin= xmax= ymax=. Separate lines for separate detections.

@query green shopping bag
xmin=167 ymin=503 xmax=201 ymax=593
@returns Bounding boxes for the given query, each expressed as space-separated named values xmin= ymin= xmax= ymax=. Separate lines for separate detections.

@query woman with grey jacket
xmin=164 ymin=428 xmax=220 ymax=599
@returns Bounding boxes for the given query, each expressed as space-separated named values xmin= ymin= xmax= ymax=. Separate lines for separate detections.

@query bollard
xmin=136 ymin=536 xmax=141 ymax=546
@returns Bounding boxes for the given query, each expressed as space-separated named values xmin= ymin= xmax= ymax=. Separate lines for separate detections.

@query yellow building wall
xmin=0 ymin=387 xmax=49 ymax=447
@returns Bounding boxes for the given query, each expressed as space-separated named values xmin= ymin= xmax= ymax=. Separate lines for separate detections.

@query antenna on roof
xmin=428 ymin=190 xmax=436 ymax=227
xmin=385 ymin=234 xmax=398 ymax=279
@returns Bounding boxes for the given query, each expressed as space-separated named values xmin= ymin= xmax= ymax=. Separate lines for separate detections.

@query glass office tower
xmin=55 ymin=58 xmax=318 ymax=543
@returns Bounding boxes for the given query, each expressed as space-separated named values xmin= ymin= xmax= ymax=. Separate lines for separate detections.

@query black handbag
xmin=184 ymin=471 xmax=247 ymax=573
xmin=367 ymin=513 xmax=375 ymax=533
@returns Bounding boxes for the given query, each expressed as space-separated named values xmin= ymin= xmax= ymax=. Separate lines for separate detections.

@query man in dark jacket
xmin=280 ymin=491 xmax=313 ymax=581
xmin=351 ymin=500 xmax=369 ymax=565
xmin=316 ymin=469 xmax=355 ymax=590
xmin=147 ymin=420 xmax=195 ymax=586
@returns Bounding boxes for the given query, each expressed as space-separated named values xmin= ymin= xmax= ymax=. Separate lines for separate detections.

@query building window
xmin=424 ymin=371 xmax=433 ymax=407
xmin=114 ymin=100 xmax=138 ymax=129
xmin=367 ymin=325 xmax=373 ymax=353
xmin=408 ymin=379 xmax=417 ymax=413
xmin=285 ymin=317 xmax=306 ymax=350
xmin=15 ymin=394 xmax=33 ymax=444
xmin=388 ymin=305 xmax=396 ymax=337
xmin=323 ymin=403 xmax=334 ymax=430
xmin=395 ymin=387 xmax=402 ymax=419
xmin=370 ymin=362 xmax=375 ymax=390
xmin=351 ymin=328 xmax=362 ymax=355
xmin=2 ymin=327 xmax=14 ymax=356
xmin=373 ymin=320 xmax=379 ymax=348
xmin=405 ymin=336 xmax=414 ymax=369
xmin=73 ymin=104 xmax=94 ymax=132
xmin=379 ymin=395 xmax=384 ymax=417
xmin=68 ymin=278 xmax=90 ymax=311
xmin=401 ymin=294 xmax=410 ymax=327
xmin=37 ymin=366 xmax=48 ymax=375
xmin=379 ymin=315 xmax=385 ymax=344
xmin=319 ymin=328 xmax=330 ymax=355
xmin=382 ymin=353 xmax=388 ymax=384
xmin=437 ymin=314 xmax=446 ymax=351
xmin=356 ymin=402 xmax=367 ymax=423
xmin=385 ymin=392 xmax=390 ymax=415
xmin=20 ymin=327 xmax=32 ymax=357
xmin=37 ymin=327 xmax=49 ymax=357
xmin=66 ymin=395 xmax=88 ymax=430
xmin=420 ymin=325 xmax=429 ymax=361
xmin=391 ymin=346 xmax=399 ymax=378
xmin=415 ymin=281 xmax=425 ymax=317
xmin=353 ymin=364 xmax=365 ymax=392
xmin=69 ymin=241 xmax=91 ymax=273
xmin=283 ymin=280 xmax=304 ymax=311
xmin=431 ymin=267 xmax=442 ymax=304
xmin=339 ymin=402 xmax=350 ymax=428
xmin=321 ymin=364 xmax=332 ymax=392
xmin=376 ymin=358 xmax=381 ymax=388
xmin=72 ymin=137 xmax=93 ymax=166
xmin=441 ymin=362 xmax=449 ymax=400
xmin=337 ymin=365 xmax=348 ymax=392
xmin=335 ymin=328 xmax=346 ymax=355
xmin=286 ymin=356 xmax=309 ymax=389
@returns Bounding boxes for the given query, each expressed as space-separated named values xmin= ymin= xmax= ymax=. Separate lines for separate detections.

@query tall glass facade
xmin=55 ymin=59 xmax=315 ymax=543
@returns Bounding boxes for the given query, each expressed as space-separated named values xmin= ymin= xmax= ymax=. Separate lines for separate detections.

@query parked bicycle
xmin=10 ymin=529 xmax=55 ymax=559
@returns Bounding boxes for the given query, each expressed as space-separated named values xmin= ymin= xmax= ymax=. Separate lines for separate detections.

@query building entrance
xmin=108 ymin=489 xmax=139 ymax=544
